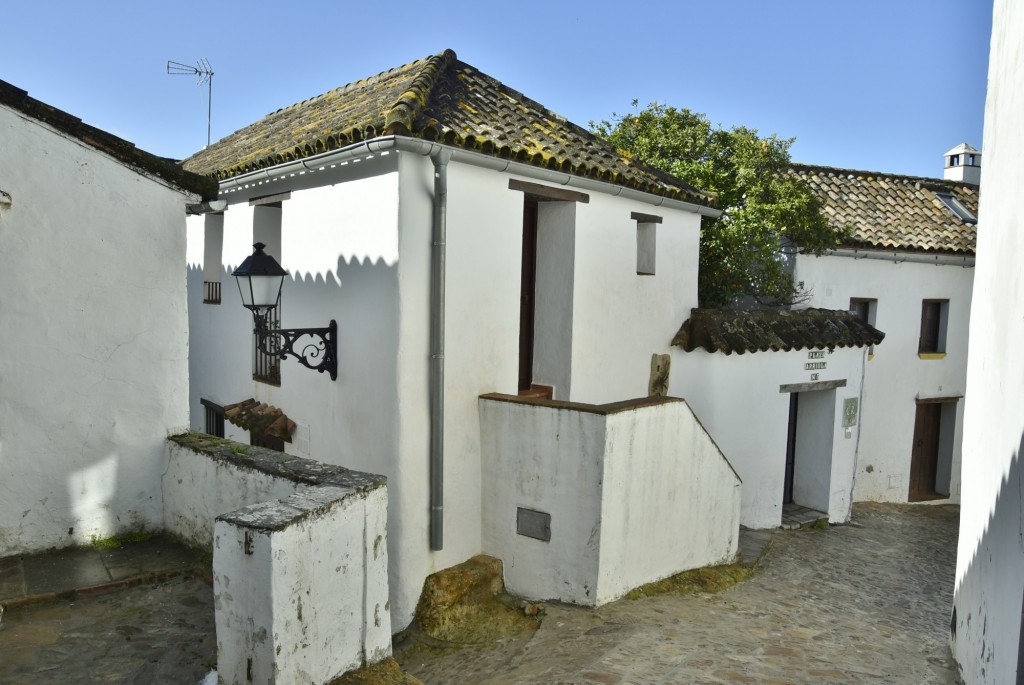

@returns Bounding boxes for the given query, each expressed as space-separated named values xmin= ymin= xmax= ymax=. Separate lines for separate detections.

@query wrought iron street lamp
xmin=232 ymin=243 xmax=337 ymax=380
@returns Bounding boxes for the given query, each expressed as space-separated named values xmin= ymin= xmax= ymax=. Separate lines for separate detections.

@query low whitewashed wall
xmin=162 ymin=435 xmax=390 ymax=684
xmin=479 ymin=395 xmax=740 ymax=606
xmin=215 ymin=486 xmax=390 ymax=685
xmin=598 ymin=400 xmax=741 ymax=604
xmin=163 ymin=440 xmax=303 ymax=547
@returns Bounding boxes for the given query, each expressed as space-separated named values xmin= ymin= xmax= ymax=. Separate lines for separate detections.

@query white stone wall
xmin=952 ymin=1 xmax=1024 ymax=681
xmin=215 ymin=486 xmax=390 ymax=685
xmin=672 ymin=345 xmax=866 ymax=528
xmin=795 ymin=254 xmax=972 ymax=503
xmin=479 ymin=396 xmax=740 ymax=606
xmin=0 ymin=104 xmax=191 ymax=554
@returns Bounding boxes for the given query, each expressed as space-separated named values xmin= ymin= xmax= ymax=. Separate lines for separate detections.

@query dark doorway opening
xmin=784 ymin=392 xmax=799 ymax=504
xmin=518 ymin=198 xmax=538 ymax=392
xmin=909 ymin=402 xmax=941 ymax=500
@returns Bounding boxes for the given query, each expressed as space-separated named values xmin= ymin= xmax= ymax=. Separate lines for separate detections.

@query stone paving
xmin=395 ymin=503 xmax=962 ymax=684
xmin=0 ymin=503 xmax=960 ymax=684
xmin=0 ymin=575 xmax=216 ymax=684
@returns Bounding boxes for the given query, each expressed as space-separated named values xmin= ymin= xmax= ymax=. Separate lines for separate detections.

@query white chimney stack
xmin=944 ymin=143 xmax=981 ymax=185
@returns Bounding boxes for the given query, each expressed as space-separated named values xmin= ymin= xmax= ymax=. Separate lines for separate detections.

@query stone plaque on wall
xmin=517 ymin=507 xmax=551 ymax=542
xmin=649 ymin=353 xmax=671 ymax=396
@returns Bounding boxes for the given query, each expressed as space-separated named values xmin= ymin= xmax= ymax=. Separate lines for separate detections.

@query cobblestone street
xmin=396 ymin=503 xmax=961 ymax=684
xmin=0 ymin=503 xmax=959 ymax=684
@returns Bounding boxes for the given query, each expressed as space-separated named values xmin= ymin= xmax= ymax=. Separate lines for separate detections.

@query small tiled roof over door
xmin=790 ymin=163 xmax=978 ymax=255
xmin=183 ymin=50 xmax=714 ymax=209
xmin=673 ymin=308 xmax=885 ymax=355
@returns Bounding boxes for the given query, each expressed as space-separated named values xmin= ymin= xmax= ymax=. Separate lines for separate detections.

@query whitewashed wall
xmin=795 ymin=254 xmax=972 ymax=502
xmin=569 ymin=194 xmax=701 ymax=404
xmin=0 ymin=104 xmax=192 ymax=554
xmin=598 ymin=399 xmax=740 ymax=602
xmin=479 ymin=396 xmax=740 ymax=606
xmin=391 ymin=155 xmax=705 ymax=628
xmin=672 ymin=345 xmax=866 ymax=528
xmin=952 ymin=1 xmax=1024 ymax=681
xmin=187 ymin=148 xmax=706 ymax=631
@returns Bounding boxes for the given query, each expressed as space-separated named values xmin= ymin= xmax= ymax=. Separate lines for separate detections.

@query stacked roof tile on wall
xmin=673 ymin=308 xmax=885 ymax=355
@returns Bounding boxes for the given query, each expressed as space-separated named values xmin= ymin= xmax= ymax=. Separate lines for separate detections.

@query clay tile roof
xmin=182 ymin=49 xmax=714 ymax=208
xmin=790 ymin=163 xmax=978 ymax=255
xmin=224 ymin=398 xmax=296 ymax=442
xmin=0 ymin=79 xmax=216 ymax=201
xmin=673 ymin=307 xmax=885 ymax=355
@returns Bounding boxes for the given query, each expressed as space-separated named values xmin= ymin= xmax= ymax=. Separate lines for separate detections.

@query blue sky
xmin=2 ymin=1 xmax=991 ymax=179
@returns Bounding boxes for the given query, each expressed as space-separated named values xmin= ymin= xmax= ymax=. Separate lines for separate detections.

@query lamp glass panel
xmin=247 ymin=274 xmax=283 ymax=308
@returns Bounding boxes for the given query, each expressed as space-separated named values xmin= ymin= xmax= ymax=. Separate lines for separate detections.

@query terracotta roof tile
xmin=673 ymin=308 xmax=885 ymax=355
xmin=224 ymin=398 xmax=296 ymax=442
xmin=183 ymin=49 xmax=713 ymax=207
xmin=791 ymin=163 xmax=977 ymax=255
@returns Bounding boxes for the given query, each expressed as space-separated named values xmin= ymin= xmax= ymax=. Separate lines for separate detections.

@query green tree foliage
xmin=592 ymin=102 xmax=847 ymax=308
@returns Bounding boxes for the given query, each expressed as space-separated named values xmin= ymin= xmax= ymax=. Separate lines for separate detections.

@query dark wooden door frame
xmin=518 ymin=198 xmax=539 ymax=392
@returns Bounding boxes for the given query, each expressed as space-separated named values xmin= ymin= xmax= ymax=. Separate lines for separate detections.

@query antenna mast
xmin=167 ymin=58 xmax=214 ymax=147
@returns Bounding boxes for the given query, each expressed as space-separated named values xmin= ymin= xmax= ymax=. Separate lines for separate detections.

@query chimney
xmin=943 ymin=143 xmax=981 ymax=185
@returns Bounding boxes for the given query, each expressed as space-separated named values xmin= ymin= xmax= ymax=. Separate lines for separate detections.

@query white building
xmin=671 ymin=308 xmax=883 ymax=529
xmin=0 ymin=79 xmax=215 ymax=555
xmin=183 ymin=49 xmax=742 ymax=631
xmin=952 ymin=0 xmax=1024 ymax=681
xmin=791 ymin=160 xmax=978 ymax=505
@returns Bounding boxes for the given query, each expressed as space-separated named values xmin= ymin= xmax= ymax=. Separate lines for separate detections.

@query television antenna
xmin=167 ymin=58 xmax=214 ymax=147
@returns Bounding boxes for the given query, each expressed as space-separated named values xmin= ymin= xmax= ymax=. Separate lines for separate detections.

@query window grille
xmin=254 ymin=305 xmax=282 ymax=385
xmin=200 ymin=398 xmax=225 ymax=438
xmin=203 ymin=280 xmax=221 ymax=304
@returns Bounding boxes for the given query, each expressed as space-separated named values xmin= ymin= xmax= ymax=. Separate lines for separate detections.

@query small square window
xmin=919 ymin=300 xmax=949 ymax=355
xmin=631 ymin=211 xmax=662 ymax=276
xmin=636 ymin=223 xmax=656 ymax=275
xmin=849 ymin=297 xmax=877 ymax=355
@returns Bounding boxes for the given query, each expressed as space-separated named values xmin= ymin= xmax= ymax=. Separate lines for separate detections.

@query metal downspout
xmin=430 ymin=150 xmax=451 ymax=551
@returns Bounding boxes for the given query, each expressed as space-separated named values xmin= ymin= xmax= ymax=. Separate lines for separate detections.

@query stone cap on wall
xmin=169 ymin=432 xmax=385 ymax=493
xmin=479 ymin=393 xmax=682 ymax=416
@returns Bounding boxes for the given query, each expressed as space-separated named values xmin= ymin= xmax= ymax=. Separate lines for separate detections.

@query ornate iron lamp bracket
xmin=254 ymin=313 xmax=338 ymax=381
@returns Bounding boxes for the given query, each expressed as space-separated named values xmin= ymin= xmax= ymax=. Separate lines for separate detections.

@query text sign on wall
xmin=806 ymin=350 xmax=827 ymax=372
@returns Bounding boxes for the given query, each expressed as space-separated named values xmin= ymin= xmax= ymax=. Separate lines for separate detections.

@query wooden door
xmin=909 ymin=402 xmax=941 ymax=500
xmin=783 ymin=393 xmax=798 ymax=504
xmin=518 ymin=199 xmax=538 ymax=391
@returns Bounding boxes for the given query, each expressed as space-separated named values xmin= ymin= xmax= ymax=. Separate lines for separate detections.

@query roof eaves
xmin=0 ymin=79 xmax=217 ymax=201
